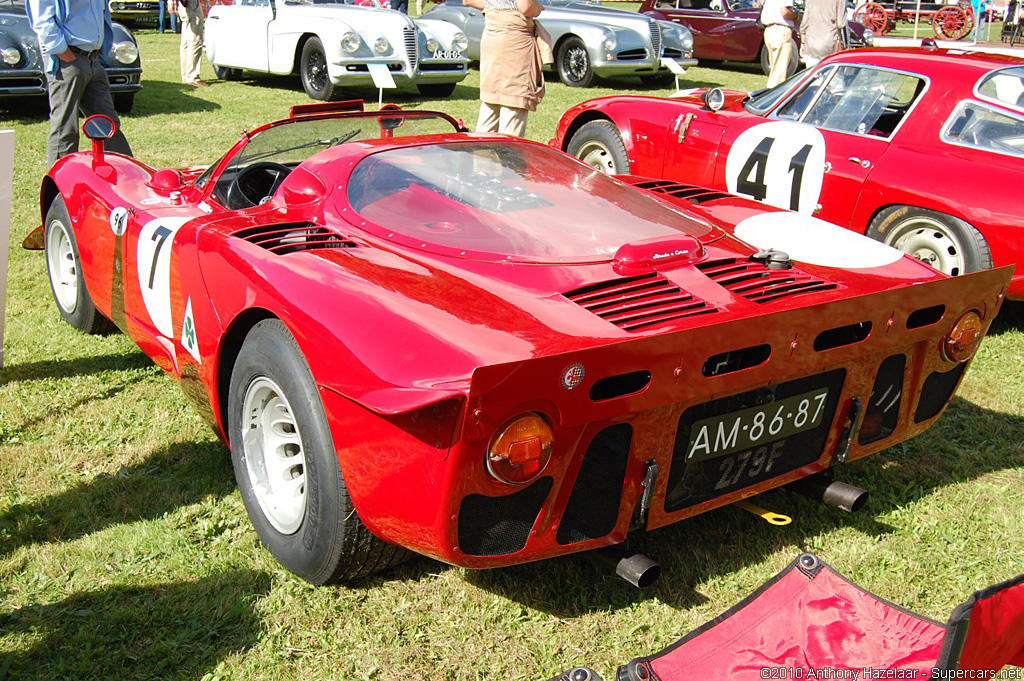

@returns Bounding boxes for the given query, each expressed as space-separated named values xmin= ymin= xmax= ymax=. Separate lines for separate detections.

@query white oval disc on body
xmin=725 ymin=121 xmax=826 ymax=215
xmin=137 ymin=217 xmax=191 ymax=338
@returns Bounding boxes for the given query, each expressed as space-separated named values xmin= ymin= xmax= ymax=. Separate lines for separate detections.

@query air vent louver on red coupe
xmin=633 ymin=179 xmax=731 ymax=204
xmin=698 ymin=258 xmax=838 ymax=303
xmin=232 ymin=223 xmax=356 ymax=255
xmin=564 ymin=273 xmax=716 ymax=331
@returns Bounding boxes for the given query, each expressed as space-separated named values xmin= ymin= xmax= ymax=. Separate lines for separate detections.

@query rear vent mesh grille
xmin=232 ymin=223 xmax=356 ymax=255
xmin=698 ymin=258 xmax=838 ymax=303
xmin=564 ymin=273 xmax=716 ymax=331
xmin=633 ymin=179 xmax=730 ymax=204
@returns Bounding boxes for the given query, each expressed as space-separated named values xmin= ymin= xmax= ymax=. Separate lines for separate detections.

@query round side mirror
xmin=83 ymin=114 xmax=117 ymax=141
xmin=703 ymin=87 xmax=725 ymax=112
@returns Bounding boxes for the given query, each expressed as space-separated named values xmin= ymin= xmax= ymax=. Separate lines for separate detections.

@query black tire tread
xmin=566 ymin=119 xmax=630 ymax=175
xmin=866 ymin=205 xmax=993 ymax=274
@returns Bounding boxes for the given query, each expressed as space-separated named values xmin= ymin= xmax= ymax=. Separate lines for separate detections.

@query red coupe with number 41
xmin=26 ymin=102 xmax=1010 ymax=585
xmin=555 ymin=47 xmax=1024 ymax=300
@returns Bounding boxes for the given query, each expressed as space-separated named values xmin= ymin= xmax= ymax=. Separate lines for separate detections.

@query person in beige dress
xmin=463 ymin=0 xmax=547 ymax=137
xmin=800 ymin=0 xmax=846 ymax=67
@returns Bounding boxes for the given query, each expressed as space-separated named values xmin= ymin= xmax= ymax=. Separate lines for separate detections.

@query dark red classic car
xmin=641 ymin=0 xmax=873 ymax=74
xmin=556 ymin=48 xmax=1024 ymax=300
xmin=28 ymin=103 xmax=1009 ymax=584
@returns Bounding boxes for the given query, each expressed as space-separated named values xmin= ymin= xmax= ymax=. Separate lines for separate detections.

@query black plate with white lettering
xmin=664 ymin=369 xmax=846 ymax=512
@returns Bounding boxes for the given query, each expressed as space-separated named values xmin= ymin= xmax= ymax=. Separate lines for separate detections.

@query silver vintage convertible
xmin=423 ymin=0 xmax=696 ymax=87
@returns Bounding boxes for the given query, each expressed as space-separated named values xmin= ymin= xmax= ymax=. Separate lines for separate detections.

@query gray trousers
xmin=45 ymin=51 xmax=132 ymax=167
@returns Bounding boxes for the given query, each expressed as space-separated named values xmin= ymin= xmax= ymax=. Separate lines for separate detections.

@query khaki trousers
xmin=764 ymin=24 xmax=794 ymax=88
xmin=476 ymin=101 xmax=529 ymax=137
xmin=177 ymin=1 xmax=204 ymax=83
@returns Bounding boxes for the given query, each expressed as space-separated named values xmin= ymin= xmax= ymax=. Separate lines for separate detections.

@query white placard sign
xmin=661 ymin=58 xmax=687 ymax=75
xmin=367 ymin=63 xmax=397 ymax=89
xmin=0 ymin=130 xmax=12 ymax=368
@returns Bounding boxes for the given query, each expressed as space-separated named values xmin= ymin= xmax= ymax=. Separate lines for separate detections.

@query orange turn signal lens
xmin=942 ymin=311 xmax=983 ymax=363
xmin=486 ymin=414 xmax=554 ymax=485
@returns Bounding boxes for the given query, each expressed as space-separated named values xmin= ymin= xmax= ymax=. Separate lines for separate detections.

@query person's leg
xmin=497 ymin=106 xmax=528 ymax=137
xmin=476 ymin=102 xmax=500 ymax=132
xmin=44 ymin=54 xmax=88 ymax=167
xmin=180 ymin=3 xmax=203 ymax=83
xmin=158 ymin=0 xmax=166 ymax=32
xmin=79 ymin=54 xmax=132 ymax=157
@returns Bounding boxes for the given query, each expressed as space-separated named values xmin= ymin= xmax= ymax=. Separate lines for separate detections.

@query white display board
xmin=0 ymin=130 xmax=12 ymax=369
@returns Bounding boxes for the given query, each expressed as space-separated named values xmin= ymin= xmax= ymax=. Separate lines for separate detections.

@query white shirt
xmin=760 ymin=0 xmax=796 ymax=28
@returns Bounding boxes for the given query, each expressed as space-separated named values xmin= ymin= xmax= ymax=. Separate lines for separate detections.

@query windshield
xmin=284 ymin=0 xmax=384 ymax=6
xmin=745 ymin=68 xmax=812 ymax=114
xmin=196 ymin=111 xmax=460 ymax=198
xmin=345 ymin=141 xmax=714 ymax=263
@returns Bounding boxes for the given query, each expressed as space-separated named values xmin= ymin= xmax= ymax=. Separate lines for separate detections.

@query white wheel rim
xmin=45 ymin=218 xmax=78 ymax=314
xmin=241 ymin=376 xmax=307 ymax=535
xmin=887 ymin=216 xmax=966 ymax=276
xmin=577 ymin=140 xmax=618 ymax=174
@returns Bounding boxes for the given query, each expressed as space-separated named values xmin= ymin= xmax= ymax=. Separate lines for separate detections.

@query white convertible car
xmin=205 ymin=0 xmax=470 ymax=100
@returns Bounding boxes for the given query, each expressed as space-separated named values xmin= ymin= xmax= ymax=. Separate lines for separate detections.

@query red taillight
xmin=942 ymin=311 xmax=983 ymax=363
xmin=486 ymin=414 xmax=554 ymax=485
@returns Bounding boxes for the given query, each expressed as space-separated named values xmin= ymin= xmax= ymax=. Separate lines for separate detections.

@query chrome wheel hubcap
xmin=46 ymin=219 xmax=78 ymax=314
xmin=887 ymin=217 xmax=966 ymax=276
xmin=241 ymin=376 xmax=307 ymax=535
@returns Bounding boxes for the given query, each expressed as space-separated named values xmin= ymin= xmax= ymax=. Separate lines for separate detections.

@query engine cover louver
xmin=698 ymin=258 xmax=838 ymax=303
xmin=564 ymin=272 xmax=716 ymax=331
xmin=232 ymin=223 xmax=356 ymax=255
xmin=633 ymin=179 xmax=731 ymax=204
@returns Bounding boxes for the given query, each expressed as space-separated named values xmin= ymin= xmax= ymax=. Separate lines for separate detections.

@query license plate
xmin=684 ymin=387 xmax=830 ymax=463
xmin=433 ymin=50 xmax=463 ymax=60
xmin=664 ymin=370 xmax=845 ymax=512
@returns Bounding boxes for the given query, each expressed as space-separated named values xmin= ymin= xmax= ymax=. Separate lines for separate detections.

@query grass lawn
xmin=0 ymin=28 xmax=1022 ymax=681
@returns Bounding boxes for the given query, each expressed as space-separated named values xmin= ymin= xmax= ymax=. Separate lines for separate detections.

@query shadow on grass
xmin=0 ymin=439 xmax=233 ymax=559
xmin=0 ymin=350 xmax=154 ymax=387
xmin=221 ymin=73 xmax=483 ymax=104
xmin=460 ymin=395 xmax=1023 ymax=618
xmin=0 ymin=569 xmax=271 ymax=680
xmin=130 ymin=80 xmax=222 ymax=117
xmin=988 ymin=299 xmax=1024 ymax=335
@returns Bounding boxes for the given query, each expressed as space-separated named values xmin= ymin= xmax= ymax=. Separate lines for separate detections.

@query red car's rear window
xmin=345 ymin=141 xmax=714 ymax=263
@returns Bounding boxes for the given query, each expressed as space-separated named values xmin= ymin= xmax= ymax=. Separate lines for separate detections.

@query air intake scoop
xmin=613 ymin=235 xmax=703 ymax=275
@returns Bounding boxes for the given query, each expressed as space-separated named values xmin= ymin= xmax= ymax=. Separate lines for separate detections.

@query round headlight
xmin=863 ymin=28 xmax=874 ymax=45
xmin=486 ymin=413 xmax=554 ymax=485
xmin=602 ymin=33 xmax=617 ymax=53
xmin=425 ymin=37 xmax=439 ymax=53
xmin=373 ymin=36 xmax=389 ymax=54
xmin=112 ymin=40 xmax=138 ymax=64
xmin=1 ymin=47 xmax=20 ymax=66
xmin=452 ymin=31 xmax=468 ymax=52
xmin=681 ymin=29 xmax=694 ymax=52
xmin=942 ymin=311 xmax=983 ymax=363
xmin=341 ymin=31 xmax=360 ymax=54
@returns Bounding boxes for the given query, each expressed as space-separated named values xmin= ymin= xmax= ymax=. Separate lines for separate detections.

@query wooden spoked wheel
xmin=853 ymin=2 xmax=891 ymax=33
xmin=933 ymin=5 xmax=971 ymax=40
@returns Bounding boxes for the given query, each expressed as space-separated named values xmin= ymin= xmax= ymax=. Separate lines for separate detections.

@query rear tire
xmin=759 ymin=42 xmax=799 ymax=78
xmin=866 ymin=206 xmax=992 ymax=277
xmin=416 ymin=82 xmax=457 ymax=98
xmin=300 ymin=37 xmax=337 ymax=101
xmin=44 ymin=196 xmax=112 ymax=334
xmin=213 ymin=64 xmax=242 ymax=81
xmin=228 ymin=319 xmax=409 ymax=584
xmin=566 ymin=120 xmax=630 ymax=175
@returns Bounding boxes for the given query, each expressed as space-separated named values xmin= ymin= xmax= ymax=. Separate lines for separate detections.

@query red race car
xmin=555 ymin=47 xmax=1024 ymax=300
xmin=27 ymin=103 xmax=1009 ymax=584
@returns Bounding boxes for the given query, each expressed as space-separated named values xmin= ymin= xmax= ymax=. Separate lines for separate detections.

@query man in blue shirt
xmin=972 ymin=0 xmax=989 ymax=42
xmin=27 ymin=0 xmax=132 ymax=166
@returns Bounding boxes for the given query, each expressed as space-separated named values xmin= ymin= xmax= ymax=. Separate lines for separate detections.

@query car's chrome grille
xmin=649 ymin=20 xmax=663 ymax=57
xmin=633 ymin=179 xmax=730 ymax=204
xmin=232 ymin=223 xmax=356 ymax=255
xmin=698 ymin=258 xmax=838 ymax=303
xmin=404 ymin=26 xmax=419 ymax=71
xmin=564 ymin=272 xmax=716 ymax=331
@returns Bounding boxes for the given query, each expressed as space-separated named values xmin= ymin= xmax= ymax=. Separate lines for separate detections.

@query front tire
xmin=300 ymin=37 xmax=337 ymax=101
xmin=416 ymin=82 xmax=457 ymax=98
xmin=556 ymin=36 xmax=596 ymax=88
xmin=566 ymin=120 xmax=630 ymax=175
xmin=866 ymin=206 xmax=992 ymax=277
xmin=44 ymin=196 xmax=111 ymax=334
xmin=112 ymin=92 xmax=134 ymax=114
xmin=228 ymin=319 xmax=408 ymax=584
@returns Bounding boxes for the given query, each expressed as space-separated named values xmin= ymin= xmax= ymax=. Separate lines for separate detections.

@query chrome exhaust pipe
xmin=590 ymin=546 xmax=661 ymax=588
xmin=787 ymin=471 xmax=869 ymax=513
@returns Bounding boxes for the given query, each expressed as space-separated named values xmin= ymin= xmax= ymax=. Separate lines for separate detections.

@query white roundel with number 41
xmin=724 ymin=121 xmax=826 ymax=215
